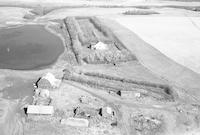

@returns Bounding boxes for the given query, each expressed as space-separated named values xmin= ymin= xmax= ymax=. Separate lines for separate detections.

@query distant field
xmin=165 ymin=0 xmax=200 ymax=1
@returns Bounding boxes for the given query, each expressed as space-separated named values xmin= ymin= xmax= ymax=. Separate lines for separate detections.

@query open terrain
xmin=0 ymin=0 xmax=200 ymax=135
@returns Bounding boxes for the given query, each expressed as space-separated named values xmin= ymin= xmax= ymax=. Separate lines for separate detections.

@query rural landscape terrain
xmin=0 ymin=0 xmax=200 ymax=135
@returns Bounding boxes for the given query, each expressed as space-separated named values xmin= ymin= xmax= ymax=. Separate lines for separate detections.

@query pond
xmin=0 ymin=25 xmax=64 ymax=70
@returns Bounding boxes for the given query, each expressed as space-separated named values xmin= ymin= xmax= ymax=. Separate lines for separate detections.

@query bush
xmin=83 ymin=49 xmax=136 ymax=64
xmin=64 ymin=17 xmax=83 ymax=64
xmin=83 ymin=71 xmax=173 ymax=96
xmin=64 ymin=72 xmax=174 ymax=101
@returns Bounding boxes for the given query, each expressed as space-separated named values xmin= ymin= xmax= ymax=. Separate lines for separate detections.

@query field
xmin=115 ymin=16 xmax=200 ymax=74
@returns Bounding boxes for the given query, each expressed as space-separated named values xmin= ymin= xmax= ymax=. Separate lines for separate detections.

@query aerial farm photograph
xmin=0 ymin=0 xmax=200 ymax=135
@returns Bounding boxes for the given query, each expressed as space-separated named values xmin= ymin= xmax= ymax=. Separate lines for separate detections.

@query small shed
xmin=121 ymin=91 xmax=135 ymax=99
xmin=99 ymin=106 xmax=115 ymax=117
xmin=27 ymin=105 xmax=54 ymax=115
xmin=37 ymin=73 xmax=61 ymax=89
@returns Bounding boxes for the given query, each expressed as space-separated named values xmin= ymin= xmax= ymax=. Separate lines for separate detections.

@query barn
xmin=36 ymin=72 xmax=61 ymax=89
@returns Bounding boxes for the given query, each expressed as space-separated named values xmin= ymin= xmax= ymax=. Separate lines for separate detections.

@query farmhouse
xmin=91 ymin=41 xmax=108 ymax=50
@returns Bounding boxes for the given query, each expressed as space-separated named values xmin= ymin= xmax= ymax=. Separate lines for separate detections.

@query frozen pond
xmin=0 ymin=25 xmax=64 ymax=70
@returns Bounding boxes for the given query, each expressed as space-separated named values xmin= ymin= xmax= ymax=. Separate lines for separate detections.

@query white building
xmin=91 ymin=42 xmax=108 ymax=50
xmin=27 ymin=105 xmax=54 ymax=115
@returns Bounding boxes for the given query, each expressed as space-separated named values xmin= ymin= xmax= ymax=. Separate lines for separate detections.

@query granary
xmin=91 ymin=41 xmax=108 ymax=50
xmin=36 ymin=72 xmax=61 ymax=89
xmin=27 ymin=105 xmax=54 ymax=115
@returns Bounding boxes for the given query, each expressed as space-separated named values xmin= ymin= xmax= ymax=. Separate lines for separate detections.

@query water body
xmin=0 ymin=25 xmax=64 ymax=70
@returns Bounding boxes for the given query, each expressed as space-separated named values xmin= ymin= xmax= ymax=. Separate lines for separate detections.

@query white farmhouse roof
xmin=92 ymin=42 xmax=108 ymax=50
xmin=27 ymin=105 xmax=54 ymax=115
xmin=42 ymin=72 xmax=61 ymax=88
